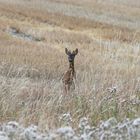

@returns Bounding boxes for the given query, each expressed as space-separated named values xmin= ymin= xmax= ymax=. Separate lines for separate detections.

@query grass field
xmin=0 ymin=0 xmax=140 ymax=133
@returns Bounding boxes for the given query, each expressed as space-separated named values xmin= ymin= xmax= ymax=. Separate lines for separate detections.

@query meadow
xmin=0 ymin=0 xmax=140 ymax=139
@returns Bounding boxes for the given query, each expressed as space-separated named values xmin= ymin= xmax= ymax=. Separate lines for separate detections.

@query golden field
xmin=0 ymin=0 xmax=140 ymax=130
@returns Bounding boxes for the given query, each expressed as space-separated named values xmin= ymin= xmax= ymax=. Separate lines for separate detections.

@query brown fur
xmin=62 ymin=48 xmax=78 ymax=94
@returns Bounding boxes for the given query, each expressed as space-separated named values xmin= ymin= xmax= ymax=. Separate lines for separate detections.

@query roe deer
xmin=62 ymin=48 xmax=78 ymax=94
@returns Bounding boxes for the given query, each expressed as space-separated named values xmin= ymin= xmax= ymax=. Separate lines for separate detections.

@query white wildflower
xmin=59 ymin=113 xmax=72 ymax=126
xmin=4 ymin=121 xmax=19 ymax=139
xmin=21 ymin=125 xmax=38 ymax=140
xmin=0 ymin=131 xmax=10 ymax=140
xmin=133 ymin=118 xmax=140 ymax=127
xmin=56 ymin=126 xmax=75 ymax=139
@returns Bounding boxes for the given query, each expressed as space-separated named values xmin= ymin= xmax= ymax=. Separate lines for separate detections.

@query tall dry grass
xmin=0 ymin=0 xmax=139 ymax=130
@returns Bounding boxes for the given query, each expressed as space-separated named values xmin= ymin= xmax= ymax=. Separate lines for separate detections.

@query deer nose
xmin=68 ymin=56 xmax=73 ymax=61
xmin=68 ymin=58 xmax=73 ymax=62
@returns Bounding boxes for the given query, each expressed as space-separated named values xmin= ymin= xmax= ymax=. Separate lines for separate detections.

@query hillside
xmin=0 ymin=0 xmax=140 ymax=138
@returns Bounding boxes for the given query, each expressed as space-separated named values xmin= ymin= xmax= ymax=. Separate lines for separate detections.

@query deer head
xmin=65 ymin=48 xmax=78 ymax=63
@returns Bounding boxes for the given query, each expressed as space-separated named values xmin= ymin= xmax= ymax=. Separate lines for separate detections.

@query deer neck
xmin=69 ymin=61 xmax=75 ymax=76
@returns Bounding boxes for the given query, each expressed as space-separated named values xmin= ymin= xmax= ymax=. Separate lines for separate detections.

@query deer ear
xmin=74 ymin=48 xmax=78 ymax=55
xmin=65 ymin=48 xmax=69 ymax=55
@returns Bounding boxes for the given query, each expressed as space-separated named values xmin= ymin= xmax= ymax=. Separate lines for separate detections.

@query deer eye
xmin=68 ymin=54 xmax=75 ymax=61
